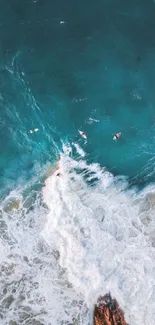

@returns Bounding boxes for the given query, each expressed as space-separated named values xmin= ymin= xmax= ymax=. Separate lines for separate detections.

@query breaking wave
xmin=0 ymin=144 xmax=155 ymax=324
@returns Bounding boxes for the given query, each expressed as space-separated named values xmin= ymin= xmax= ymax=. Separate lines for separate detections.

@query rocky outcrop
xmin=94 ymin=293 xmax=128 ymax=325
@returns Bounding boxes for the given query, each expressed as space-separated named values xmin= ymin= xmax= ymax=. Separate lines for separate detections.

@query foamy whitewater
xmin=0 ymin=144 xmax=155 ymax=324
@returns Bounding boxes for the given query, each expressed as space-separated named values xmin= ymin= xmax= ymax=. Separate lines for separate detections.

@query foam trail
xmin=1 ymin=149 xmax=155 ymax=325
xmin=72 ymin=142 xmax=86 ymax=157
xmin=87 ymin=117 xmax=99 ymax=124
xmin=42 ymin=150 xmax=155 ymax=325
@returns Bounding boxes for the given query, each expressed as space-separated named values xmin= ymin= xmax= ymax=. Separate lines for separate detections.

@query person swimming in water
xmin=113 ymin=132 xmax=121 ymax=141
xmin=78 ymin=130 xmax=87 ymax=139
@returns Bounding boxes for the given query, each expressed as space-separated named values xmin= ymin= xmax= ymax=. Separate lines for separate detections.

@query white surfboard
xmin=78 ymin=130 xmax=87 ymax=139
xmin=29 ymin=128 xmax=39 ymax=134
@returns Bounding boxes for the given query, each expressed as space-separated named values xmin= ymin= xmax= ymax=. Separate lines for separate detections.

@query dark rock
xmin=94 ymin=293 xmax=128 ymax=325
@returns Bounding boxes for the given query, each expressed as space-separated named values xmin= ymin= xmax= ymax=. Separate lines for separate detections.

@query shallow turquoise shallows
xmin=1 ymin=0 xmax=155 ymax=195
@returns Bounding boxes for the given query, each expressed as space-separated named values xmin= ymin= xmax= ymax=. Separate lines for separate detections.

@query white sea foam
xmin=42 ymin=146 xmax=155 ymax=325
xmin=0 ymin=145 xmax=155 ymax=324
xmin=87 ymin=117 xmax=99 ymax=124
xmin=0 ymin=188 xmax=86 ymax=325
xmin=72 ymin=142 xmax=86 ymax=157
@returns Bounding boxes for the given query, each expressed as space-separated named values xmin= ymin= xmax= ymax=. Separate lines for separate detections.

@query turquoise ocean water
xmin=1 ymin=1 xmax=155 ymax=324
xmin=1 ymin=0 xmax=155 ymax=192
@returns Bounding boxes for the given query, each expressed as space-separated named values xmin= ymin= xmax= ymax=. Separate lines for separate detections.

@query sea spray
xmin=0 ymin=145 xmax=155 ymax=324
xmin=42 ymin=146 xmax=155 ymax=325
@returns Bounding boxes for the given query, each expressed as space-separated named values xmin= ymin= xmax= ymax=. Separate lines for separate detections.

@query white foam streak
xmin=72 ymin=142 xmax=86 ymax=157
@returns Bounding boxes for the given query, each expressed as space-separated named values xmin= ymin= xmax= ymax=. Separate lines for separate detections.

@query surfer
xmin=113 ymin=132 xmax=121 ymax=141
xmin=54 ymin=168 xmax=61 ymax=177
xmin=78 ymin=130 xmax=87 ymax=139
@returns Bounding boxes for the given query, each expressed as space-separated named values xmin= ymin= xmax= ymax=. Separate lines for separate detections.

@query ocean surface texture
xmin=0 ymin=0 xmax=155 ymax=324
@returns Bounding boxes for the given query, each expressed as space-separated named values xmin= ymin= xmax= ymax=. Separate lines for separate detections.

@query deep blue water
xmin=1 ymin=0 xmax=155 ymax=195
